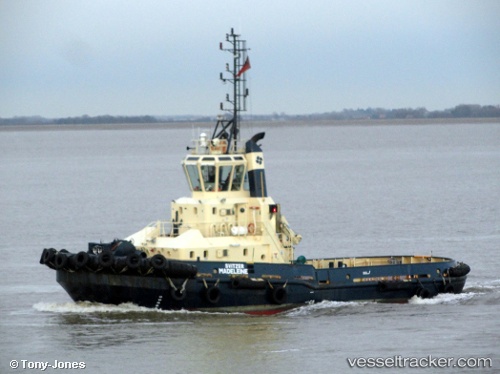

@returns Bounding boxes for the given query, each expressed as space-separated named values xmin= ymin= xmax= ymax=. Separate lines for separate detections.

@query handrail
xmin=145 ymin=221 xmax=173 ymax=238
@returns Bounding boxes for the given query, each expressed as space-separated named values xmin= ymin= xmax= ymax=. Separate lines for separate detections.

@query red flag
xmin=236 ymin=57 xmax=251 ymax=77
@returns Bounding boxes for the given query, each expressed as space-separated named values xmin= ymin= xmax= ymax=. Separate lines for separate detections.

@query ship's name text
xmin=218 ymin=263 xmax=248 ymax=275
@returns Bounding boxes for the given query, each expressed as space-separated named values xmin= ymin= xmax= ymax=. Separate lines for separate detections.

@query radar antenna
xmin=212 ymin=28 xmax=250 ymax=153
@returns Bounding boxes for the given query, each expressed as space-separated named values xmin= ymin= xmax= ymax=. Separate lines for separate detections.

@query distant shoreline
xmin=0 ymin=117 xmax=499 ymax=132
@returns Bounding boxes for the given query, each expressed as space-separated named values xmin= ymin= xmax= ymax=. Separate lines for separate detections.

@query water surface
xmin=1 ymin=122 xmax=499 ymax=373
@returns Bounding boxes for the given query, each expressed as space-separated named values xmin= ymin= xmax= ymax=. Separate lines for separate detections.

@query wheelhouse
xmin=183 ymin=154 xmax=249 ymax=194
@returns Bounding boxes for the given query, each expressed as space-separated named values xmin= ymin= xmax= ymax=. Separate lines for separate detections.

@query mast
xmin=212 ymin=28 xmax=250 ymax=153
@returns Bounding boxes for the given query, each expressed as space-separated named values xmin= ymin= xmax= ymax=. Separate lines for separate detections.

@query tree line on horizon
xmin=1 ymin=104 xmax=499 ymax=125
xmin=265 ymin=104 xmax=500 ymax=121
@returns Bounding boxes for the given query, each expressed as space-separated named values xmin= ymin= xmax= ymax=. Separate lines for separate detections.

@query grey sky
xmin=1 ymin=0 xmax=499 ymax=117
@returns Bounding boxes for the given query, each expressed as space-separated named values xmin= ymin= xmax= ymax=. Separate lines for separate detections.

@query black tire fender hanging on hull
xmin=204 ymin=286 xmax=221 ymax=304
xmin=270 ymin=286 xmax=287 ymax=305
xmin=416 ymin=287 xmax=430 ymax=299
xmin=170 ymin=288 xmax=186 ymax=301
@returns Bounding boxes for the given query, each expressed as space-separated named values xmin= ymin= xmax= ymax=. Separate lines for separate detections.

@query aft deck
xmin=306 ymin=255 xmax=452 ymax=269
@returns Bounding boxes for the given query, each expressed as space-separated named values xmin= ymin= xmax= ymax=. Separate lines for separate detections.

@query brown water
xmin=1 ymin=121 xmax=499 ymax=373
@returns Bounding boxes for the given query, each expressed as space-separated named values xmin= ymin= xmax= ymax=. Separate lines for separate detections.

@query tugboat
xmin=40 ymin=29 xmax=470 ymax=314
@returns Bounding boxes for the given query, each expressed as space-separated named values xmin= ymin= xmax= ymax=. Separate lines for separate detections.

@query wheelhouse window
xmin=201 ymin=164 xmax=216 ymax=191
xmin=232 ymin=164 xmax=245 ymax=191
xmin=185 ymin=164 xmax=201 ymax=191
xmin=183 ymin=155 xmax=248 ymax=193
xmin=243 ymin=172 xmax=249 ymax=191
xmin=219 ymin=165 xmax=233 ymax=191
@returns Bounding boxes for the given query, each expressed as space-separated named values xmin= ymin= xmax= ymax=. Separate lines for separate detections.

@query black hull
xmin=46 ymin=253 xmax=469 ymax=314
xmin=56 ymin=271 xmax=467 ymax=314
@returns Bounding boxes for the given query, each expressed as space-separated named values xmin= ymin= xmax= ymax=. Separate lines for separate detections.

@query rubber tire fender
xmin=204 ymin=286 xmax=221 ymax=304
xmin=40 ymin=248 xmax=48 ymax=265
xmin=151 ymin=254 xmax=167 ymax=270
xmin=72 ymin=251 xmax=89 ymax=270
xmin=170 ymin=288 xmax=186 ymax=301
xmin=126 ymin=252 xmax=142 ymax=269
xmin=54 ymin=252 xmax=68 ymax=270
xmin=270 ymin=286 xmax=287 ymax=305
xmin=42 ymin=248 xmax=57 ymax=265
xmin=417 ymin=287 xmax=430 ymax=299
xmin=98 ymin=250 xmax=114 ymax=268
